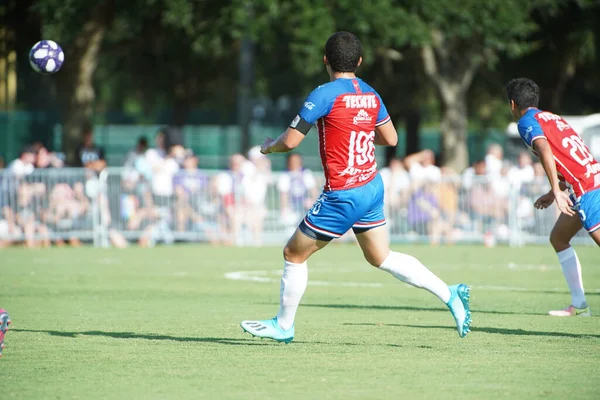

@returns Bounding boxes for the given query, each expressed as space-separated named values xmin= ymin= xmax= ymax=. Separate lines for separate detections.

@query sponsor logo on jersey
xmin=585 ymin=162 xmax=600 ymax=179
xmin=353 ymin=109 xmax=372 ymax=125
xmin=524 ymin=125 xmax=533 ymax=142
xmin=342 ymin=95 xmax=378 ymax=109
xmin=304 ymin=102 xmax=316 ymax=110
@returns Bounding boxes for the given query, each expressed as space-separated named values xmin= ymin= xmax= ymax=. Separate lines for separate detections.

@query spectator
xmin=277 ymin=153 xmax=317 ymax=226
xmin=76 ymin=129 xmax=106 ymax=172
xmin=485 ymin=143 xmax=504 ymax=179
xmin=35 ymin=144 xmax=64 ymax=169
xmin=462 ymin=159 xmax=486 ymax=190
xmin=404 ymin=149 xmax=441 ymax=183
xmin=173 ymin=153 xmax=217 ymax=242
xmin=469 ymin=164 xmax=507 ymax=236
xmin=407 ymin=180 xmax=449 ymax=244
xmin=243 ymin=146 xmax=272 ymax=246
xmin=145 ymin=135 xmax=180 ymax=205
xmin=379 ymin=157 xmax=410 ymax=232
xmin=216 ymin=154 xmax=248 ymax=245
xmin=438 ymin=167 xmax=460 ymax=242
xmin=508 ymin=151 xmax=535 ymax=184
xmin=124 ymin=136 xmax=149 ymax=169
xmin=8 ymin=146 xmax=36 ymax=177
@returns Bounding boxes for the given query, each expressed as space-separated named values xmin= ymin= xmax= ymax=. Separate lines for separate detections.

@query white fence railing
xmin=0 ymin=167 xmax=594 ymax=247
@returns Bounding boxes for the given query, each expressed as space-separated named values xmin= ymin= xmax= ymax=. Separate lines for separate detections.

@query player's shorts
xmin=576 ymin=188 xmax=600 ymax=233
xmin=299 ymin=173 xmax=386 ymax=241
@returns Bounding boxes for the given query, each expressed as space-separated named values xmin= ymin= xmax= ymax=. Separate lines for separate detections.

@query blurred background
xmin=1 ymin=0 xmax=600 ymax=249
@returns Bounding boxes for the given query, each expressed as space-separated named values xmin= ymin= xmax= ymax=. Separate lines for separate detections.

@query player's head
xmin=324 ymin=32 xmax=363 ymax=75
xmin=505 ymin=78 xmax=539 ymax=119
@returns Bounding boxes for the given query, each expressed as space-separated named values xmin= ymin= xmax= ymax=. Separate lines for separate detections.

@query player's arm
xmin=262 ymin=87 xmax=330 ymax=155
xmin=533 ymin=138 xmax=575 ymax=216
xmin=533 ymin=139 xmax=561 ymax=193
xmin=374 ymin=120 xmax=398 ymax=146
xmin=373 ymin=93 xmax=396 ymax=146
xmin=261 ymin=128 xmax=306 ymax=154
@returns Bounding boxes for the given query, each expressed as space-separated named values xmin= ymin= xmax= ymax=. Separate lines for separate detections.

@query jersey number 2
xmin=562 ymin=135 xmax=594 ymax=166
xmin=348 ymin=131 xmax=375 ymax=167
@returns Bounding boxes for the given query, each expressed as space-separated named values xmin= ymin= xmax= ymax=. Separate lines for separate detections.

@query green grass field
xmin=1 ymin=244 xmax=599 ymax=399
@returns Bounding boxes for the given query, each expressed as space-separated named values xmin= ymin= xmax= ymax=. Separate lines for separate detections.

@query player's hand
xmin=260 ymin=138 xmax=276 ymax=155
xmin=553 ymin=190 xmax=576 ymax=216
xmin=534 ymin=191 xmax=554 ymax=209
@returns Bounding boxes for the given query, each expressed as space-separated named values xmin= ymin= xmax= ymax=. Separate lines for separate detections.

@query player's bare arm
xmin=532 ymin=138 xmax=575 ymax=216
xmin=260 ymin=128 xmax=306 ymax=154
xmin=535 ymin=181 xmax=568 ymax=209
xmin=374 ymin=120 xmax=398 ymax=146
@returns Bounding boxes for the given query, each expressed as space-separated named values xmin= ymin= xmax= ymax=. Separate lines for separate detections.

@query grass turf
xmin=1 ymin=244 xmax=599 ymax=399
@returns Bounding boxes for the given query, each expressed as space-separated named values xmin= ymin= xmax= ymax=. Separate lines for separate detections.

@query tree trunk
xmin=405 ymin=108 xmax=421 ymax=156
xmin=56 ymin=0 xmax=113 ymax=165
xmin=440 ymin=87 xmax=468 ymax=171
xmin=421 ymin=41 xmax=479 ymax=172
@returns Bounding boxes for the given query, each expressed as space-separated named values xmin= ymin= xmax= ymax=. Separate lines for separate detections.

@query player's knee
xmin=362 ymin=250 xmax=387 ymax=267
xmin=283 ymin=244 xmax=305 ymax=264
xmin=549 ymin=230 xmax=570 ymax=252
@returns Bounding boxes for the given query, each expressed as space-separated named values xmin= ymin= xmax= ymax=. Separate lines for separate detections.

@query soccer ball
xmin=29 ymin=40 xmax=64 ymax=74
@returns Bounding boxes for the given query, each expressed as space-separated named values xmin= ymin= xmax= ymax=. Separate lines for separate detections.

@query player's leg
xmin=548 ymin=212 xmax=590 ymax=316
xmin=354 ymin=225 xmax=471 ymax=338
xmin=589 ymin=230 xmax=600 ymax=246
xmin=353 ymin=175 xmax=471 ymax=337
xmin=241 ymin=193 xmax=341 ymax=343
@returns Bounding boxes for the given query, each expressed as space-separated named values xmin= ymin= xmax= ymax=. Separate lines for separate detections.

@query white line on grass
xmin=224 ymin=269 xmax=600 ymax=293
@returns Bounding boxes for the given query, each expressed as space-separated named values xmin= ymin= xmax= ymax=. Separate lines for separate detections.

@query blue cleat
xmin=240 ymin=318 xmax=294 ymax=344
xmin=446 ymin=284 xmax=472 ymax=338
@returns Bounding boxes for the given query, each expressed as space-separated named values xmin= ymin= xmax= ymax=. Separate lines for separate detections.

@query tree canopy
xmin=5 ymin=0 xmax=600 ymax=167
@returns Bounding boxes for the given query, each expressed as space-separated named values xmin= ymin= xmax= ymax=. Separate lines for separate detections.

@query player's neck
xmin=330 ymin=72 xmax=357 ymax=81
xmin=519 ymin=107 xmax=538 ymax=118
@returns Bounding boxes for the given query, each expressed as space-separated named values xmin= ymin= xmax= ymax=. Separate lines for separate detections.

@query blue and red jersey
xmin=291 ymin=78 xmax=390 ymax=191
xmin=517 ymin=108 xmax=600 ymax=198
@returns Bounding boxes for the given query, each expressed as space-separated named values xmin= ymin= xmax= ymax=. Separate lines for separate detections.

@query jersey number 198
xmin=347 ymin=130 xmax=375 ymax=167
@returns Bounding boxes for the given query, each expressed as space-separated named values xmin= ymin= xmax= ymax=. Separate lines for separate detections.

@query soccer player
xmin=240 ymin=32 xmax=472 ymax=343
xmin=506 ymin=78 xmax=600 ymax=317
xmin=0 ymin=309 xmax=10 ymax=357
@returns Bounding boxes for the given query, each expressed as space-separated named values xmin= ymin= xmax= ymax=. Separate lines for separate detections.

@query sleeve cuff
xmin=375 ymin=115 xmax=391 ymax=127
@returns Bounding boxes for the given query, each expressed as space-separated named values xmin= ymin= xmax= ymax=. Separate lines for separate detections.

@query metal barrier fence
xmin=0 ymin=167 xmax=594 ymax=247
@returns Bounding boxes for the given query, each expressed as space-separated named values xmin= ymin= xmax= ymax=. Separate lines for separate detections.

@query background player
xmin=0 ymin=309 xmax=10 ymax=357
xmin=506 ymin=78 xmax=600 ymax=317
xmin=240 ymin=32 xmax=471 ymax=343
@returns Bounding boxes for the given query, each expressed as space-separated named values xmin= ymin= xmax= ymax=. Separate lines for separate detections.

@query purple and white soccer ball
xmin=29 ymin=40 xmax=64 ymax=74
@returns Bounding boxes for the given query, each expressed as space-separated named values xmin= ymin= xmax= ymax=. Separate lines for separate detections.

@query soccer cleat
xmin=240 ymin=318 xmax=294 ymax=344
xmin=446 ymin=284 xmax=472 ymax=338
xmin=548 ymin=305 xmax=591 ymax=317
xmin=0 ymin=309 xmax=11 ymax=358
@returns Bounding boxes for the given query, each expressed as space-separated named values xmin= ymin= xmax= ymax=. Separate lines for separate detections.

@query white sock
xmin=557 ymin=247 xmax=587 ymax=308
xmin=378 ymin=251 xmax=451 ymax=304
xmin=276 ymin=260 xmax=308 ymax=330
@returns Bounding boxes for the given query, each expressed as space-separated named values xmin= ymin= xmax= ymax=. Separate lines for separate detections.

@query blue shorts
xmin=300 ymin=173 xmax=386 ymax=241
xmin=577 ymin=188 xmax=600 ymax=233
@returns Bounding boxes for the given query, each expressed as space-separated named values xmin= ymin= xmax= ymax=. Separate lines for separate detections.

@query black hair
xmin=138 ymin=136 xmax=148 ymax=146
xmin=20 ymin=145 xmax=36 ymax=156
xmin=324 ymin=32 xmax=362 ymax=73
xmin=505 ymin=78 xmax=539 ymax=110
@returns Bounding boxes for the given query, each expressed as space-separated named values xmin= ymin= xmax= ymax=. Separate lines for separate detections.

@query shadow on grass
xmin=343 ymin=323 xmax=600 ymax=339
xmin=301 ymin=303 xmax=545 ymax=316
xmin=12 ymin=329 xmax=274 ymax=346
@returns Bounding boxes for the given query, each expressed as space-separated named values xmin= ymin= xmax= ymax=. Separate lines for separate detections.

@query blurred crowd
xmin=0 ymin=128 xmax=562 ymax=248
xmin=380 ymin=144 xmax=558 ymax=245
